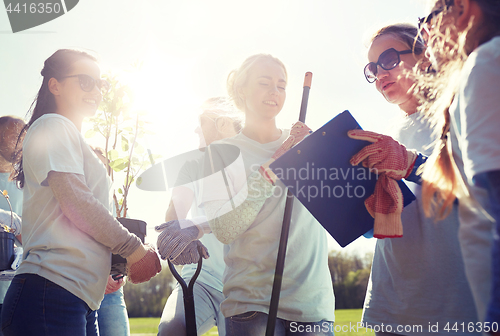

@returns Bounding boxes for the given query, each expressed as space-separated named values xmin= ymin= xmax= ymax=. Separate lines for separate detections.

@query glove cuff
xmin=259 ymin=159 xmax=278 ymax=185
xmin=126 ymin=244 xmax=148 ymax=264
xmin=373 ymin=213 xmax=403 ymax=238
xmin=404 ymin=150 xmax=419 ymax=179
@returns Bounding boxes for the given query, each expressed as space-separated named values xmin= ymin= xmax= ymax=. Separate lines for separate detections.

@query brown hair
xmin=370 ymin=23 xmax=426 ymax=55
xmin=13 ymin=49 xmax=98 ymax=188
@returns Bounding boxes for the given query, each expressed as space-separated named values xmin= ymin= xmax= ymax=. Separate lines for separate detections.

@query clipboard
xmin=269 ymin=110 xmax=416 ymax=247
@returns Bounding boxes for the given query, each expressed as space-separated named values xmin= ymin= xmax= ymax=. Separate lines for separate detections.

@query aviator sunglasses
xmin=364 ymin=48 xmax=413 ymax=83
xmin=60 ymin=74 xmax=110 ymax=95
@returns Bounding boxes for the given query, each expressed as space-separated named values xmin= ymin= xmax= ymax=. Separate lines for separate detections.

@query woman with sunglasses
xmin=350 ymin=24 xmax=479 ymax=336
xmin=417 ymin=0 xmax=500 ymax=328
xmin=1 ymin=49 xmax=161 ymax=336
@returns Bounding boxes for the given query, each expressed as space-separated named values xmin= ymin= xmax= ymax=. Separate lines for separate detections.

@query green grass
xmin=129 ymin=309 xmax=374 ymax=335
xmin=334 ymin=309 xmax=375 ymax=336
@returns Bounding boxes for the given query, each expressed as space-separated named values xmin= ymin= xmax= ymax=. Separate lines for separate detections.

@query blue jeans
xmin=226 ymin=311 xmax=334 ymax=336
xmin=1 ymin=274 xmax=98 ymax=336
xmin=97 ymin=287 xmax=130 ymax=336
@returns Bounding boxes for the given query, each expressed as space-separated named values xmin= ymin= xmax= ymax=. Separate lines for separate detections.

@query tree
xmin=86 ymin=71 xmax=160 ymax=218
xmin=328 ymin=251 xmax=373 ymax=309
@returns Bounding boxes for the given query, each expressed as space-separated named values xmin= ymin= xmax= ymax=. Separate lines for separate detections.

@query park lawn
xmin=129 ymin=309 xmax=374 ymax=335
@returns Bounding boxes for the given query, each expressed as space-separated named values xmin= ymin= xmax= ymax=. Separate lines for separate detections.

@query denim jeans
xmin=226 ymin=311 xmax=334 ymax=336
xmin=97 ymin=287 xmax=130 ymax=336
xmin=1 ymin=274 xmax=98 ymax=336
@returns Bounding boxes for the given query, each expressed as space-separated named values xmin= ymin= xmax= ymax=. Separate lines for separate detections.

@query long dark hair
xmin=473 ymin=0 xmax=500 ymax=46
xmin=13 ymin=49 xmax=97 ymax=188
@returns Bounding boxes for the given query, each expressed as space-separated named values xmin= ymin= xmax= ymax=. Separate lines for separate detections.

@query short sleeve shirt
xmin=18 ymin=114 xmax=113 ymax=310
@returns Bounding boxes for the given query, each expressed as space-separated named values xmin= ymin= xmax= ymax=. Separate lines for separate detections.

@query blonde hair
xmin=201 ymin=96 xmax=244 ymax=133
xmin=226 ymin=54 xmax=287 ymax=111
xmin=370 ymin=23 xmax=426 ymax=55
xmin=417 ymin=0 xmax=472 ymax=219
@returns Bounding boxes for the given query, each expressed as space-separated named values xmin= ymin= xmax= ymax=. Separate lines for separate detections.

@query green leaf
xmin=131 ymin=156 xmax=140 ymax=166
xmin=121 ymin=136 xmax=129 ymax=151
xmin=84 ymin=129 xmax=96 ymax=138
xmin=109 ymin=158 xmax=129 ymax=172
xmin=108 ymin=149 xmax=119 ymax=161
xmin=118 ymin=188 xmax=123 ymax=194
xmin=136 ymin=177 xmax=142 ymax=186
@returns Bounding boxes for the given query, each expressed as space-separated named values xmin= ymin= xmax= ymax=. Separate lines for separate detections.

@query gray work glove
xmin=170 ymin=240 xmax=209 ymax=265
xmin=155 ymin=220 xmax=209 ymax=264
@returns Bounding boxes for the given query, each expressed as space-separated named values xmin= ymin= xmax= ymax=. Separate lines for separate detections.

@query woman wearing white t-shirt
xmin=418 ymin=0 xmax=500 ymax=327
xmin=1 ymin=49 xmax=161 ymax=336
xmin=351 ymin=23 xmax=478 ymax=336
xmin=200 ymin=54 xmax=335 ymax=335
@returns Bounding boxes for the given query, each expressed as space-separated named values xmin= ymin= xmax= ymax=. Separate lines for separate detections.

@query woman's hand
xmin=126 ymin=244 xmax=162 ymax=284
xmin=348 ymin=129 xmax=417 ymax=179
xmin=155 ymin=220 xmax=209 ymax=264
xmin=260 ymin=121 xmax=312 ymax=184
xmin=104 ymin=275 xmax=124 ymax=295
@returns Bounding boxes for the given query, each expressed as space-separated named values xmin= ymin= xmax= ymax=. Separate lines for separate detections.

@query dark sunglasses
xmin=364 ymin=48 xmax=413 ymax=83
xmin=60 ymin=74 xmax=110 ymax=94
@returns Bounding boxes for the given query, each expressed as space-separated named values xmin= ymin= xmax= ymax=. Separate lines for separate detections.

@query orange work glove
xmin=126 ymin=244 xmax=162 ymax=284
xmin=259 ymin=121 xmax=312 ymax=185
xmin=348 ymin=129 xmax=417 ymax=238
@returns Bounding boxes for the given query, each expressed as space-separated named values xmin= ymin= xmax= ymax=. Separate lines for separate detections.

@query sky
xmin=0 ymin=0 xmax=430 ymax=255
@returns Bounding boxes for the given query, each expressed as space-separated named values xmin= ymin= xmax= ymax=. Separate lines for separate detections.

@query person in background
xmin=350 ymin=23 xmax=478 ymax=336
xmin=2 ymin=48 xmax=161 ymax=336
xmin=200 ymin=54 xmax=334 ymax=335
xmin=417 ymin=0 xmax=500 ymax=327
xmin=157 ymin=96 xmax=243 ymax=336
xmin=0 ymin=116 xmax=24 ymax=336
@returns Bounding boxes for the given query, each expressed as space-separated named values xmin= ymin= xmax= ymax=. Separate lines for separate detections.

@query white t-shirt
xmin=447 ymin=36 xmax=500 ymax=322
xmin=173 ymin=158 xmax=225 ymax=292
xmin=201 ymin=131 xmax=335 ymax=322
xmin=362 ymin=113 xmax=479 ymax=335
xmin=18 ymin=114 xmax=113 ymax=311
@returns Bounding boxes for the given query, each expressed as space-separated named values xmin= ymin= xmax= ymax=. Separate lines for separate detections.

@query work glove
xmin=259 ymin=121 xmax=312 ymax=185
xmin=155 ymin=219 xmax=209 ymax=263
xmin=348 ymin=129 xmax=418 ymax=238
xmin=105 ymin=274 xmax=125 ymax=295
xmin=170 ymin=240 xmax=208 ymax=265
xmin=126 ymin=244 xmax=162 ymax=284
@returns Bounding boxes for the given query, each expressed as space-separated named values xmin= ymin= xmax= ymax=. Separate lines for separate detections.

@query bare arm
xmin=165 ymin=186 xmax=194 ymax=222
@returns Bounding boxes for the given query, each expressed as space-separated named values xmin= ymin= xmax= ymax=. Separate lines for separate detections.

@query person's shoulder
xmin=211 ymin=133 xmax=243 ymax=146
xmin=466 ymin=37 xmax=500 ymax=72
xmin=475 ymin=36 xmax=500 ymax=60
xmin=30 ymin=114 xmax=78 ymax=133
